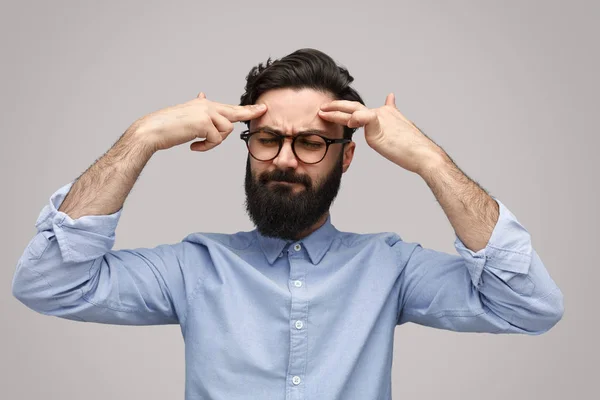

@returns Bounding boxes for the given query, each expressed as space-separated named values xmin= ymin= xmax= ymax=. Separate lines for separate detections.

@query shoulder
xmin=179 ymin=230 xmax=256 ymax=252
xmin=335 ymin=229 xmax=420 ymax=255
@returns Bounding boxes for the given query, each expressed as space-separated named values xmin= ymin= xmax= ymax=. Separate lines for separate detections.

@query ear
xmin=342 ymin=141 xmax=356 ymax=173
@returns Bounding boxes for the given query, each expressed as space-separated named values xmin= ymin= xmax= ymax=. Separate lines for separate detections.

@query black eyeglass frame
xmin=240 ymin=129 xmax=351 ymax=164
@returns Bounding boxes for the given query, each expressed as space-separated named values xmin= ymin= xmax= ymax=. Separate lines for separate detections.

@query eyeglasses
xmin=240 ymin=128 xmax=351 ymax=164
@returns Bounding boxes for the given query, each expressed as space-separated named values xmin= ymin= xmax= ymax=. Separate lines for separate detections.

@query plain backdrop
xmin=1 ymin=1 xmax=597 ymax=399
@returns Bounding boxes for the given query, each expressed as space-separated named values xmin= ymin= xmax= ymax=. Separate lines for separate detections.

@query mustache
xmin=259 ymin=170 xmax=310 ymax=186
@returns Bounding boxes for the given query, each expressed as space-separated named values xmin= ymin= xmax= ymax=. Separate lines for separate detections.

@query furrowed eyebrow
xmin=256 ymin=125 xmax=330 ymax=137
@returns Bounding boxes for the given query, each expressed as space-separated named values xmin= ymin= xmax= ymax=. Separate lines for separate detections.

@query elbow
xmin=545 ymin=288 xmax=565 ymax=331
xmin=12 ymin=264 xmax=49 ymax=313
xmin=525 ymin=287 xmax=564 ymax=335
xmin=11 ymin=262 xmax=66 ymax=315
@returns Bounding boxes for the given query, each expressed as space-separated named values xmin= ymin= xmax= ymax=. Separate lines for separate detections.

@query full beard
xmin=244 ymin=154 xmax=343 ymax=241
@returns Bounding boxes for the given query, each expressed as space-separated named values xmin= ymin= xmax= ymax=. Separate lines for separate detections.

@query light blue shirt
xmin=12 ymin=182 xmax=563 ymax=400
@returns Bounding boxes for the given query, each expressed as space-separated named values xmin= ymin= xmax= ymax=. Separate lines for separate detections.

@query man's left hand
xmin=319 ymin=94 xmax=444 ymax=175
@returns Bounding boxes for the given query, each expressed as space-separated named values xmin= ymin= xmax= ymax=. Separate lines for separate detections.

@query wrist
xmin=123 ymin=124 xmax=160 ymax=155
xmin=415 ymin=146 xmax=450 ymax=178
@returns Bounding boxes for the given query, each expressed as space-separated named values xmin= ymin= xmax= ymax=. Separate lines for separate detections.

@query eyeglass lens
xmin=248 ymin=131 xmax=327 ymax=163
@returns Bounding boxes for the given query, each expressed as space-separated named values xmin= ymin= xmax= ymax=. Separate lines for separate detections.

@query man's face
xmin=244 ymin=88 xmax=356 ymax=240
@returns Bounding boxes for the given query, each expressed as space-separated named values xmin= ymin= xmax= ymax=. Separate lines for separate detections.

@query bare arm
xmin=418 ymin=151 xmax=499 ymax=252
xmin=12 ymin=93 xmax=268 ymax=323
xmin=319 ymin=95 xmax=563 ymax=333
xmin=58 ymin=130 xmax=154 ymax=219
xmin=318 ymin=94 xmax=498 ymax=252
xmin=57 ymin=92 xmax=267 ymax=219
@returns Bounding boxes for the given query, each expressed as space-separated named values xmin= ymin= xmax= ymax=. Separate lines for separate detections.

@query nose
xmin=272 ymin=137 xmax=299 ymax=169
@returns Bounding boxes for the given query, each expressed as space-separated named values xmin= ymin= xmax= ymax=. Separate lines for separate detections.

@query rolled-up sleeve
xmin=396 ymin=197 xmax=564 ymax=335
xmin=11 ymin=182 xmax=188 ymax=326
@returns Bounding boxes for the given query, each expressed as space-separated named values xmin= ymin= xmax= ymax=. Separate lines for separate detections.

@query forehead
xmin=250 ymin=88 xmax=343 ymax=137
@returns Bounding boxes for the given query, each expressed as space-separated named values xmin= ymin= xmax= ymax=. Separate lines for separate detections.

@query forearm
xmin=58 ymin=128 xmax=155 ymax=219
xmin=418 ymin=150 xmax=499 ymax=252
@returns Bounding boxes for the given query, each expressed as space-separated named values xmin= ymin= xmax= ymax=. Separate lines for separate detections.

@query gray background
xmin=1 ymin=0 xmax=597 ymax=399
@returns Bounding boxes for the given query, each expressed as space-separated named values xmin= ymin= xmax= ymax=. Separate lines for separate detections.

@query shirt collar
xmin=255 ymin=214 xmax=339 ymax=266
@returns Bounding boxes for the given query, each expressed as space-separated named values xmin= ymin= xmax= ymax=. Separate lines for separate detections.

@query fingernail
xmin=254 ymin=104 xmax=266 ymax=109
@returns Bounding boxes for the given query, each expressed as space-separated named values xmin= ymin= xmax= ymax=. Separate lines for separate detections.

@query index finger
xmin=320 ymin=100 xmax=367 ymax=113
xmin=216 ymin=103 xmax=267 ymax=122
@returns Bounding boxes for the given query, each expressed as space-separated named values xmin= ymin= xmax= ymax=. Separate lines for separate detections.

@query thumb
xmin=385 ymin=92 xmax=396 ymax=107
xmin=197 ymin=92 xmax=206 ymax=99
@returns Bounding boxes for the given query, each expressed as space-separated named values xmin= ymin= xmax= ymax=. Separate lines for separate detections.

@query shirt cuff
xmin=454 ymin=197 xmax=533 ymax=288
xmin=34 ymin=181 xmax=123 ymax=263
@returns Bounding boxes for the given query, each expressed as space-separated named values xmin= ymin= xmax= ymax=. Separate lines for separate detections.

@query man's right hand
xmin=128 ymin=92 xmax=268 ymax=152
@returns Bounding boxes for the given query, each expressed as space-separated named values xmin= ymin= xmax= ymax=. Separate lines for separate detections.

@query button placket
xmin=286 ymin=248 xmax=308 ymax=398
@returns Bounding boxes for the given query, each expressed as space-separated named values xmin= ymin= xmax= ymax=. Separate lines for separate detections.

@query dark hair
xmin=239 ymin=48 xmax=364 ymax=140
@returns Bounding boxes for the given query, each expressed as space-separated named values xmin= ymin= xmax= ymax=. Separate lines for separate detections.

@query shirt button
xmin=295 ymin=320 xmax=304 ymax=329
xmin=292 ymin=376 xmax=301 ymax=385
xmin=294 ymin=244 xmax=302 ymax=251
xmin=278 ymin=252 xmax=283 ymax=258
xmin=293 ymin=280 xmax=303 ymax=288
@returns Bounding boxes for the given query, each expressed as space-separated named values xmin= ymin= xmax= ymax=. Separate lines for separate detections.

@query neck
xmin=292 ymin=211 xmax=329 ymax=241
